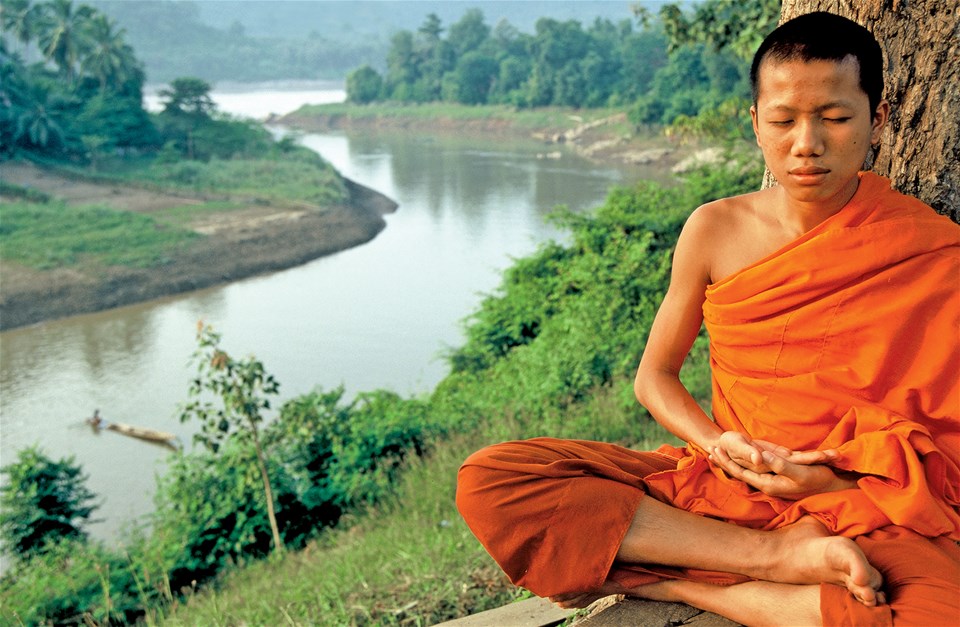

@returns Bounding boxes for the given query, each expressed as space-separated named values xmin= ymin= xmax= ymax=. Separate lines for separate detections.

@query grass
xmin=159 ymin=434 xmax=519 ymax=626
xmin=125 ymin=156 xmax=348 ymax=207
xmin=157 ymin=381 xmax=678 ymax=626
xmin=0 ymin=200 xmax=199 ymax=270
xmin=152 ymin=200 xmax=250 ymax=224
xmin=0 ymin=150 xmax=350 ymax=272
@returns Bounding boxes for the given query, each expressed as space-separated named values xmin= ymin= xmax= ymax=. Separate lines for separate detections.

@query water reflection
xmin=1 ymin=125 xmax=664 ymax=543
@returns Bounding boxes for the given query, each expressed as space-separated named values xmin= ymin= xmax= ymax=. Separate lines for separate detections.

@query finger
xmin=722 ymin=432 xmax=764 ymax=467
xmin=785 ymin=450 xmax=831 ymax=465
xmin=760 ymin=450 xmax=795 ymax=476
xmin=713 ymin=448 xmax=771 ymax=488
xmin=753 ymin=439 xmax=794 ymax=457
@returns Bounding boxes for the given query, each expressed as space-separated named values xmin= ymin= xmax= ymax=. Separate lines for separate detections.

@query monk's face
xmin=750 ymin=56 xmax=888 ymax=210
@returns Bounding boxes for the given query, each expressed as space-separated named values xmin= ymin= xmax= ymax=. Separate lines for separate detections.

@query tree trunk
xmin=766 ymin=0 xmax=958 ymax=222
xmin=250 ymin=425 xmax=284 ymax=553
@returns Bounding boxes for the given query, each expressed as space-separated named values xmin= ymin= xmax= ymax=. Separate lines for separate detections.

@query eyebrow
xmin=764 ymin=101 xmax=857 ymax=113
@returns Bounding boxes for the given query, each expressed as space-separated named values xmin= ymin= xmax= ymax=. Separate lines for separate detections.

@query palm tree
xmin=14 ymin=81 xmax=65 ymax=149
xmin=0 ymin=0 xmax=40 ymax=59
xmin=80 ymin=13 xmax=136 ymax=92
xmin=35 ymin=0 xmax=93 ymax=82
xmin=0 ymin=39 xmax=30 ymax=152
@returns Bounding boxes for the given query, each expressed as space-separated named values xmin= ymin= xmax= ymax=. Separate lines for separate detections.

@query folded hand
xmin=709 ymin=444 xmax=853 ymax=500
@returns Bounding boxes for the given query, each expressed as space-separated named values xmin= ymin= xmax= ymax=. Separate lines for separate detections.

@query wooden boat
xmin=86 ymin=413 xmax=179 ymax=448
xmin=105 ymin=421 xmax=178 ymax=445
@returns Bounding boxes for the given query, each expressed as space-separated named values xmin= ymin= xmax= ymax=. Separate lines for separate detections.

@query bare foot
xmin=763 ymin=518 xmax=883 ymax=606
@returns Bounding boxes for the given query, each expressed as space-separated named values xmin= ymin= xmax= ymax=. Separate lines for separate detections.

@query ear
xmin=870 ymin=100 xmax=890 ymax=145
xmin=750 ymin=105 xmax=761 ymax=147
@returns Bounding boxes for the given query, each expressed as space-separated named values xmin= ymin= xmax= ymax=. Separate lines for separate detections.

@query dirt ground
xmin=0 ymin=161 xmax=397 ymax=330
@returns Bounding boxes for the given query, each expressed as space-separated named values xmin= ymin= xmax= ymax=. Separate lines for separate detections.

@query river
xmin=0 ymin=82 xmax=670 ymax=544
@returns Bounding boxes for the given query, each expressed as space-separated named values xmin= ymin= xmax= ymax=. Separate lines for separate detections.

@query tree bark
xmin=766 ymin=0 xmax=958 ymax=222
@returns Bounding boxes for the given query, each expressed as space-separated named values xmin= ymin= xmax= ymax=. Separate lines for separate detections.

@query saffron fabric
xmin=457 ymin=172 xmax=960 ymax=624
xmin=645 ymin=172 xmax=960 ymax=539
xmin=457 ymin=439 xmax=750 ymax=597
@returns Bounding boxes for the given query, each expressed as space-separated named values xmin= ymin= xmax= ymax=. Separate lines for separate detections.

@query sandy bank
xmin=0 ymin=162 xmax=398 ymax=331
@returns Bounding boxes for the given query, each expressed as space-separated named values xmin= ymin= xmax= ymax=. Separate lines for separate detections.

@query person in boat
xmin=88 ymin=409 xmax=103 ymax=428
xmin=456 ymin=12 xmax=959 ymax=627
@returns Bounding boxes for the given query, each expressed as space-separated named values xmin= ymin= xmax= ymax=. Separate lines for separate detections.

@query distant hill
xmin=91 ymin=0 xmax=656 ymax=84
xmin=194 ymin=1 xmax=640 ymax=39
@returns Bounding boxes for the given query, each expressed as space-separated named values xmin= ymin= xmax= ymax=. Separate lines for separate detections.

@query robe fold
xmin=456 ymin=172 xmax=960 ymax=624
xmin=645 ymin=172 xmax=960 ymax=539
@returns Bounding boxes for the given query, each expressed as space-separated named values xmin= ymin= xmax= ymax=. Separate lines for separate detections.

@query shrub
xmin=0 ymin=446 xmax=98 ymax=561
xmin=270 ymin=387 xmax=434 ymax=510
xmin=0 ymin=539 xmax=149 ymax=626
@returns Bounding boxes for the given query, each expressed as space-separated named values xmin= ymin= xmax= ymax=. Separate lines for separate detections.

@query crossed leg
xmin=550 ymin=496 xmax=882 ymax=626
xmin=614 ymin=497 xmax=882 ymax=603
xmin=457 ymin=439 xmax=887 ymax=626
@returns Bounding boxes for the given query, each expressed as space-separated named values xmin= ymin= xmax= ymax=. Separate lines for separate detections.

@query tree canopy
xmin=345 ymin=8 xmax=751 ymax=127
xmin=1 ymin=0 xmax=155 ymax=156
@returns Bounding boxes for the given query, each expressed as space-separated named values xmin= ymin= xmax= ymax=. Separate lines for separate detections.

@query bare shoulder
xmin=678 ymin=188 xmax=775 ymax=284
xmin=686 ymin=188 xmax=769 ymax=232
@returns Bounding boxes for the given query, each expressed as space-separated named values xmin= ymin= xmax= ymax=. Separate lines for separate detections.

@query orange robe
xmin=457 ymin=173 xmax=960 ymax=625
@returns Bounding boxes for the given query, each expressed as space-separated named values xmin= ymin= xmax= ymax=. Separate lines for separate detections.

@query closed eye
xmin=824 ymin=117 xmax=851 ymax=123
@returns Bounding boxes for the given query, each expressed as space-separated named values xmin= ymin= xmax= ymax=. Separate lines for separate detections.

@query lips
xmin=789 ymin=166 xmax=830 ymax=175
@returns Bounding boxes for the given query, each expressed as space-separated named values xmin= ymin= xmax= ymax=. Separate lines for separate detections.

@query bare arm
xmin=634 ymin=207 xmax=732 ymax=453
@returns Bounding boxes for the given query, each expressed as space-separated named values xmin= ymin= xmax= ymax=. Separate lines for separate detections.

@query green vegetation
xmin=1 ymin=1 xmax=347 ymax=204
xmin=344 ymin=8 xmax=753 ymax=133
xmin=0 ymin=199 xmax=198 ymax=269
xmin=1 ymin=1 xmax=349 ymax=277
xmin=0 ymin=447 xmax=98 ymax=560
xmin=0 ymin=158 xmax=763 ymax=625
xmin=180 ymin=323 xmax=285 ymax=554
xmin=1 ymin=0 xmax=157 ymax=157
xmin=129 ymin=154 xmax=347 ymax=207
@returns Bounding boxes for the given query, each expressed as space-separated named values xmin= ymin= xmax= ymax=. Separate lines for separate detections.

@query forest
xmin=346 ymin=7 xmax=751 ymax=130
xmin=0 ymin=0 xmax=763 ymax=163
xmin=80 ymin=1 xmax=647 ymax=84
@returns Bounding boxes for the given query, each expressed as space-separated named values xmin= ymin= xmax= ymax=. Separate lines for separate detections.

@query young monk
xmin=456 ymin=12 xmax=959 ymax=627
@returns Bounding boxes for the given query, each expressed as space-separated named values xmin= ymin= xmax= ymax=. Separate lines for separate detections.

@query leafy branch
xmin=179 ymin=320 xmax=284 ymax=553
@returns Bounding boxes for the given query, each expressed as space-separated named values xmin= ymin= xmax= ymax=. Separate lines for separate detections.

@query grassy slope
xmin=158 ymin=385 xmax=681 ymax=626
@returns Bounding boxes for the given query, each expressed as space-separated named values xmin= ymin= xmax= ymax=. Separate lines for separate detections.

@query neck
xmin=775 ymin=177 xmax=860 ymax=235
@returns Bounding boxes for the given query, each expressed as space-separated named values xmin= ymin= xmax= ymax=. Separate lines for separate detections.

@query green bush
xmin=150 ymin=385 xmax=433 ymax=591
xmin=0 ymin=446 xmax=98 ymax=560
xmin=441 ymin=159 xmax=762 ymax=437
xmin=0 ymin=539 xmax=151 ymax=626
xmin=150 ymin=442 xmax=286 ymax=590
xmin=271 ymin=387 xmax=434 ymax=511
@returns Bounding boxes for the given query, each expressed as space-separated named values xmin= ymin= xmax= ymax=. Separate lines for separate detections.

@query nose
xmin=792 ymin=119 xmax=825 ymax=156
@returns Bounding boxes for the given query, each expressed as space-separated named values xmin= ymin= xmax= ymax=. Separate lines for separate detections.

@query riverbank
xmin=1 ymin=106 xmax=717 ymax=331
xmin=278 ymin=103 xmax=718 ymax=171
xmin=0 ymin=161 xmax=397 ymax=331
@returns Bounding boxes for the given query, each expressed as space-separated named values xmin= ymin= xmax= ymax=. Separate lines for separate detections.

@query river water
xmin=0 ymin=83 xmax=669 ymax=543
